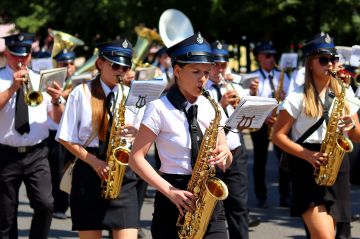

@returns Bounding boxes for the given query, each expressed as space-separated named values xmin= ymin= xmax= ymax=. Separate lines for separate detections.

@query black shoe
xmin=248 ymin=215 xmax=261 ymax=228
xmin=256 ymin=199 xmax=268 ymax=208
xmin=138 ymin=228 xmax=146 ymax=239
xmin=53 ymin=212 xmax=67 ymax=220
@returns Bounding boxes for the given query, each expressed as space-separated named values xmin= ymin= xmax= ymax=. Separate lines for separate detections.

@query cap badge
xmin=63 ymin=49 xmax=68 ymax=53
xmin=196 ymin=33 xmax=204 ymax=44
xmin=19 ymin=35 xmax=24 ymax=41
xmin=325 ymin=34 xmax=331 ymax=44
xmin=217 ymin=42 xmax=222 ymax=50
xmin=122 ymin=40 xmax=129 ymax=48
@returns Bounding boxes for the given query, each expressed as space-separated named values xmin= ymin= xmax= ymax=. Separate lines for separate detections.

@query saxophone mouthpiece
xmin=201 ymin=88 xmax=210 ymax=98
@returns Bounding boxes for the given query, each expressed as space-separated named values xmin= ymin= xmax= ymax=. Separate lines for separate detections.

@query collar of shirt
xmin=100 ymin=78 xmax=119 ymax=98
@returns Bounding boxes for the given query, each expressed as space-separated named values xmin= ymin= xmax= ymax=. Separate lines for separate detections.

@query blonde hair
xmin=303 ymin=56 xmax=349 ymax=117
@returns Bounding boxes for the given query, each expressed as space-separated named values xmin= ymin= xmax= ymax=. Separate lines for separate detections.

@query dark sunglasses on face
xmin=318 ymin=56 xmax=339 ymax=66
xmin=110 ymin=62 xmax=130 ymax=72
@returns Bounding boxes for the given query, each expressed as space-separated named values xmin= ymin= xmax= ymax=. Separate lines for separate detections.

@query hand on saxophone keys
xmin=168 ymin=186 xmax=196 ymax=217
xmin=208 ymin=144 xmax=232 ymax=172
xmin=338 ymin=116 xmax=357 ymax=132
xmin=305 ymin=150 xmax=328 ymax=169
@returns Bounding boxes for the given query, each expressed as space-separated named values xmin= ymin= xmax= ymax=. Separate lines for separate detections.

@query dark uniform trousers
xmin=250 ymin=124 xmax=291 ymax=203
xmin=218 ymin=141 xmax=249 ymax=239
xmin=0 ymin=143 xmax=53 ymax=239
xmin=47 ymin=130 xmax=70 ymax=213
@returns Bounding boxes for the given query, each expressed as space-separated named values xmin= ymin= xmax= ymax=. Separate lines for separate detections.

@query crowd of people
xmin=0 ymin=27 xmax=360 ymax=239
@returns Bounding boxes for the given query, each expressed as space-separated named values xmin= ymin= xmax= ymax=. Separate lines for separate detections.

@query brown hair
xmin=303 ymin=56 xmax=349 ymax=117
xmin=90 ymin=76 xmax=108 ymax=141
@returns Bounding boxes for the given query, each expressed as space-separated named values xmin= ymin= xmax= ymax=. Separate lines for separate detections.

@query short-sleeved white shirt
xmin=0 ymin=65 xmax=52 ymax=146
xmin=142 ymin=94 xmax=226 ymax=175
xmin=56 ymin=79 xmax=143 ymax=147
xmin=205 ymin=80 xmax=247 ymax=150
xmin=279 ymin=85 xmax=359 ymax=143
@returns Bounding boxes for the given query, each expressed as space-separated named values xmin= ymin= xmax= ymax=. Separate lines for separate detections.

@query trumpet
xmin=18 ymin=62 xmax=43 ymax=107
xmin=220 ymin=74 xmax=240 ymax=108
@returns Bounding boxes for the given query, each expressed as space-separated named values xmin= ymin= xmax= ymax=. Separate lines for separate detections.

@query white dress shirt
xmin=0 ymin=65 xmax=52 ymax=146
xmin=56 ymin=79 xmax=143 ymax=147
xmin=280 ymin=85 xmax=359 ymax=143
xmin=205 ymin=80 xmax=247 ymax=150
xmin=141 ymin=94 xmax=227 ymax=175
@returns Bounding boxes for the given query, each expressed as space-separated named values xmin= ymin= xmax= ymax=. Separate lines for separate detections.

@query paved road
xmin=17 ymin=133 xmax=360 ymax=238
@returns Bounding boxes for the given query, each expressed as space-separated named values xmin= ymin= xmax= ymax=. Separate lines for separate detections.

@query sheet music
xmin=40 ymin=67 xmax=67 ymax=91
xmin=239 ymin=73 xmax=260 ymax=89
xmin=225 ymin=96 xmax=278 ymax=129
xmin=279 ymin=53 xmax=298 ymax=69
xmin=125 ymin=78 xmax=166 ymax=108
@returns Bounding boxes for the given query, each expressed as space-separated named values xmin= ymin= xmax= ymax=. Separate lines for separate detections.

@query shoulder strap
xmin=295 ymin=116 xmax=324 ymax=143
xmin=295 ymin=91 xmax=334 ymax=143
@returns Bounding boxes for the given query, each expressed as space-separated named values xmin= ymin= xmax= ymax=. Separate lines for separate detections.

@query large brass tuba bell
xmin=131 ymin=25 xmax=162 ymax=70
xmin=159 ymin=9 xmax=194 ymax=48
xmin=49 ymin=29 xmax=84 ymax=67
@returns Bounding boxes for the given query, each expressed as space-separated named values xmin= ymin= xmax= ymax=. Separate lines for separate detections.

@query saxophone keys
xmin=193 ymin=186 xmax=200 ymax=194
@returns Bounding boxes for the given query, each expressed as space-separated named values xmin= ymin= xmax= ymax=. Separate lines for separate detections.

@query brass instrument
xmin=268 ymin=67 xmax=286 ymax=140
xmin=101 ymin=76 xmax=130 ymax=199
xmin=132 ymin=25 xmax=162 ymax=70
xmin=159 ymin=9 xmax=194 ymax=48
xmin=220 ymin=74 xmax=240 ymax=108
xmin=50 ymin=29 xmax=84 ymax=62
xmin=314 ymin=70 xmax=353 ymax=186
xmin=18 ymin=62 xmax=43 ymax=107
xmin=177 ymin=89 xmax=229 ymax=239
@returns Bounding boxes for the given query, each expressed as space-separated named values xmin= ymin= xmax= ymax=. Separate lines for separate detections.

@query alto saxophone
xmin=314 ymin=70 xmax=353 ymax=186
xmin=101 ymin=76 xmax=130 ymax=199
xmin=176 ymin=89 xmax=229 ymax=239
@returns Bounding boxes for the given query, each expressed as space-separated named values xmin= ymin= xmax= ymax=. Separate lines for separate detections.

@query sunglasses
xmin=110 ymin=62 xmax=130 ymax=72
xmin=317 ymin=56 xmax=339 ymax=66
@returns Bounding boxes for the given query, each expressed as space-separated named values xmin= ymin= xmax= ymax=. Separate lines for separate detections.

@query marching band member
xmin=250 ymin=42 xmax=292 ymax=208
xmin=0 ymin=33 xmax=64 ymax=239
xmin=129 ymin=32 xmax=232 ymax=239
xmin=56 ymin=38 xmax=140 ymax=239
xmin=272 ymin=33 xmax=360 ymax=239
xmin=205 ymin=40 xmax=258 ymax=239
xmin=47 ymin=49 xmax=77 ymax=220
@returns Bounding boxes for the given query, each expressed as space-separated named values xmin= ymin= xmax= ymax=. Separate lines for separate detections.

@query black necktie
xmin=99 ymin=92 xmax=115 ymax=157
xmin=184 ymin=105 xmax=203 ymax=168
xmin=268 ymin=72 xmax=275 ymax=98
xmin=212 ymin=84 xmax=222 ymax=102
xmin=15 ymin=87 xmax=30 ymax=135
xmin=212 ymin=83 xmax=229 ymax=117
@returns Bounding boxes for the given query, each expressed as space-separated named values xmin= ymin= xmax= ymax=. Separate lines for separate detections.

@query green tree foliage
xmin=1 ymin=0 xmax=359 ymax=55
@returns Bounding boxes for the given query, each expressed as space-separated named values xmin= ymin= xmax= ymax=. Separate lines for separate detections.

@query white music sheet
xmin=225 ymin=96 xmax=278 ymax=129
xmin=125 ymin=78 xmax=166 ymax=108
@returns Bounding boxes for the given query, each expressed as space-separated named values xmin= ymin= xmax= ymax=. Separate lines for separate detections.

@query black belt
xmin=0 ymin=141 xmax=46 ymax=154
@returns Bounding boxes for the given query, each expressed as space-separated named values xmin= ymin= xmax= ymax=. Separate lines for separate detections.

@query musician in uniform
xmin=47 ymin=49 xmax=76 ymax=220
xmin=129 ymin=32 xmax=232 ymax=239
xmin=250 ymin=42 xmax=292 ymax=208
xmin=272 ymin=33 xmax=360 ymax=239
xmin=56 ymin=38 xmax=140 ymax=239
xmin=0 ymin=33 xmax=64 ymax=239
xmin=205 ymin=40 xmax=258 ymax=239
